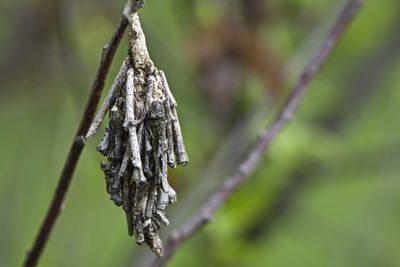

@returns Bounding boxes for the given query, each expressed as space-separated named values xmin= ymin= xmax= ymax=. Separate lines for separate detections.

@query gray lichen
xmin=86 ymin=11 xmax=188 ymax=257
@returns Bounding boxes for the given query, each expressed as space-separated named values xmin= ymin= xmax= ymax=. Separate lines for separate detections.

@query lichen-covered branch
xmin=150 ymin=0 xmax=364 ymax=266
xmin=22 ymin=1 xmax=145 ymax=267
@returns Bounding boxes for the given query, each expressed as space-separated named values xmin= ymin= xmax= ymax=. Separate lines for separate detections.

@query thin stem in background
xmin=150 ymin=0 xmax=364 ymax=266
xmin=22 ymin=8 xmax=132 ymax=267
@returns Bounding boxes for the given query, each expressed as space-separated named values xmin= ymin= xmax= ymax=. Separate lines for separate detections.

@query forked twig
xmin=150 ymin=0 xmax=364 ymax=266
xmin=23 ymin=1 xmax=145 ymax=266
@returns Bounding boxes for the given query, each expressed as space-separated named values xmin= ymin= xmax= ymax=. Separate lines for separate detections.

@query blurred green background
xmin=1 ymin=0 xmax=399 ymax=266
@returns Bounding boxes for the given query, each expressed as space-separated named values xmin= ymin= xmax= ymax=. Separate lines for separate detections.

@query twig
xmin=86 ymin=58 xmax=129 ymax=139
xmin=22 ymin=1 xmax=145 ymax=266
xmin=150 ymin=0 xmax=364 ymax=266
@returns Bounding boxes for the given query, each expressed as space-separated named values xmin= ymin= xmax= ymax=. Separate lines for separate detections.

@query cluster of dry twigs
xmin=85 ymin=11 xmax=189 ymax=256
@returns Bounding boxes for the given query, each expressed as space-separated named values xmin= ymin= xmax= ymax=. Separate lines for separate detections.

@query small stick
xmin=170 ymin=108 xmax=189 ymax=166
xmin=154 ymin=106 xmax=169 ymax=193
xmin=125 ymin=68 xmax=146 ymax=184
xmin=163 ymin=100 xmax=176 ymax=168
xmin=86 ymin=59 xmax=129 ymax=139
xmin=159 ymin=71 xmax=189 ymax=166
xmin=109 ymin=105 xmax=125 ymax=161
xmin=133 ymin=183 xmax=150 ymax=243
xmin=156 ymin=210 xmax=170 ymax=227
xmin=159 ymin=71 xmax=177 ymax=107
xmin=145 ymin=185 xmax=157 ymax=219
xmin=124 ymin=68 xmax=138 ymax=147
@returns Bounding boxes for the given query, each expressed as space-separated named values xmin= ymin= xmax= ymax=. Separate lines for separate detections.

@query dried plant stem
xmin=125 ymin=68 xmax=146 ymax=184
xmin=86 ymin=59 xmax=129 ymax=139
xmin=22 ymin=0 xmax=146 ymax=265
xmin=150 ymin=0 xmax=364 ymax=266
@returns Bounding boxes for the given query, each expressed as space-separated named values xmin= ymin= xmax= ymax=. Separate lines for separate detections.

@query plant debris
xmin=86 ymin=11 xmax=188 ymax=257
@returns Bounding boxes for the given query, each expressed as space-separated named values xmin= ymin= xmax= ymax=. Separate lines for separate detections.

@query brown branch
xmin=150 ymin=0 xmax=364 ymax=266
xmin=22 ymin=18 xmax=127 ymax=267
xmin=22 ymin=1 xmax=145 ymax=266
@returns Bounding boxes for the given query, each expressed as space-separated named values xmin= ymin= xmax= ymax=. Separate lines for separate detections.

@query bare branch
xmin=21 ymin=1 xmax=146 ymax=266
xmin=150 ymin=0 xmax=364 ymax=266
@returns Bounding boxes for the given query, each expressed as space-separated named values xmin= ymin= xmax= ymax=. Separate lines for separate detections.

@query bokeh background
xmin=1 ymin=0 xmax=400 ymax=266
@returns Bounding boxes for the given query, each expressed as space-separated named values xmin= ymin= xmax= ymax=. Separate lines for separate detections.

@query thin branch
xmin=150 ymin=0 xmax=364 ymax=266
xmin=22 ymin=1 xmax=145 ymax=266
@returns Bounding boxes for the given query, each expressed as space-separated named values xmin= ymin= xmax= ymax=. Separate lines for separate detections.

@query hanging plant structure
xmin=85 ymin=9 xmax=188 ymax=257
